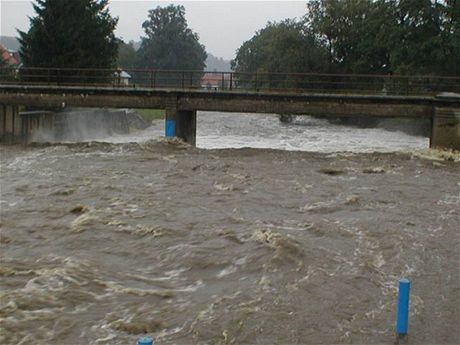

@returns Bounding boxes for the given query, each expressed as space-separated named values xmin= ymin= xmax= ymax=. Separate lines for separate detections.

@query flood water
xmin=105 ymin=112 xmax=429 ymax=152
xmin=1 ymin=112 xmax=459 ymax=345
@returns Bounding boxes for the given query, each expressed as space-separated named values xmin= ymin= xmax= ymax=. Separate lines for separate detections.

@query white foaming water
xmin=97 ymin=111 xmax=428 ymax=152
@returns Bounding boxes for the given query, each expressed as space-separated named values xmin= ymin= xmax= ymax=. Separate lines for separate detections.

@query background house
xmin=114 ymin=70 xmax=131 ymax=86
xmin=0 ymin=44 xmax=21 ymax=66
xmin=201 ymin=72 xmax=230 ymax=90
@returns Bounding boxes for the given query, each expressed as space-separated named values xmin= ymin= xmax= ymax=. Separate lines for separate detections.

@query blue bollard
xmin=137 ymin=335 xmax=154 ymax=345
xmin=165 ymin=119 xmax=176 ymax=137
xmin=396 ymin=278 xmax=411 ymax=335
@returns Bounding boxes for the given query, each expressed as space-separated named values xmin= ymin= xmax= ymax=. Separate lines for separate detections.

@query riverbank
xmin=0 ymin=142 xmax=459 ymax=344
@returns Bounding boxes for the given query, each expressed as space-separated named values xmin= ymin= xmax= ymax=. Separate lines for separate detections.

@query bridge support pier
xmin=0 ymin=104 xmax=22 ymax=142
xmin=430 ymin=98 xmax=460 ymax=151
xmin=165 ymin=108 xmax=197 ymax=146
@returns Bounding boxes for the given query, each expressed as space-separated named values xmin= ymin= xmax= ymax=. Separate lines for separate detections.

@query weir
xmin=0 ymin=106 xmax=131 ymax=143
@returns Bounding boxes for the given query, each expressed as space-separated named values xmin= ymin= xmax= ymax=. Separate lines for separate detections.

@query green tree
xmin=117 ymin=40 xmax=137 ymax=69
xmin=307 ymin=0 xmax=396 ymax=74
xmin=18 ymin=0 xmax=118 ymax=70
xmin=306 ymin=0 xmax=459 ymax=76
xmin=389 ymin=0 xmax=440 ymax=74
xmin=137 ymin=5 xmax=207 ymax=71
xmin=389 ymin=0 xmax=459 ymax=75
xmin=231 ymin=20 xmax=330 ymax=89
xmin=440 ymin=0 xmax=460 ymax=75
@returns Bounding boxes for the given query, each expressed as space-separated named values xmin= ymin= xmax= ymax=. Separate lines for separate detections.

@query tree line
xmin=232 ymin=0 xmax=460 ymax=76
xmin=6 ymin=0 xmax=459 ymax=80
xmin=15 ymin=0 xmax=206 ymax=81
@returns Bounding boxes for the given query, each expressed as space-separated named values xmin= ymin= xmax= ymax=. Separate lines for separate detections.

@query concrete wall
xmin=431 ymin=107 xmax=460 ymax=150
xmin=0 ymin=104 xmax=21 ymax=142
xmin=53 ymin=109 xmax=129 ymax=141
xmin=0 ymin=107 xmax=130 ymax=142
xmin=21 ymin=111 xmax=56 ymax=142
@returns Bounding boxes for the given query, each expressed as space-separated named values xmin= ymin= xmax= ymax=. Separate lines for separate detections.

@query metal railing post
xmin=229 ymin=72 xmax=233 ymax=91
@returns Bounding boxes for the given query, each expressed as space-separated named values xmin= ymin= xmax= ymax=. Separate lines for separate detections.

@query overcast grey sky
xmin=0 ymin=0 xmax=308 ymax=59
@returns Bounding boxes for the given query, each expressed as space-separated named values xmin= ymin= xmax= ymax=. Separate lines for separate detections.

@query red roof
xmin=201 ymin=72 xmax=229 ymax=85
xmin=0 ymin=44 xmax=20 ymax=65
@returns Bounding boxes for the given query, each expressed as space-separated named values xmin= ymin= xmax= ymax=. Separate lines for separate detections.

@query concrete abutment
xmin=0 ymin=104 xmax=21 ymax=142
xmin=0 ymin=106 xmax=132 ymax=143
xmin=431 ymin=106 xmax=460 ymax=150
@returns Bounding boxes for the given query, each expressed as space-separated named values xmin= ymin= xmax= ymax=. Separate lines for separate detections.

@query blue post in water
xmin=396 ymin=278 xmax=411 ymax=336
xmin=165 ymin=119 xmax=176 ymax=137
xmin=138 ymin=335 xmax=153 ymax=345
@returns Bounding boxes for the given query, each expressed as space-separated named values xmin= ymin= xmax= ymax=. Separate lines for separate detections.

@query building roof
xmin=114 ymin=70 xmax=131 ymax=79
xmin=0 ymin=44 xmax=20 ymax=65
xmin=202 ymin=72 xmax=228 ymax=85
xmin=120 ymin=71 xmax=131 ymax=78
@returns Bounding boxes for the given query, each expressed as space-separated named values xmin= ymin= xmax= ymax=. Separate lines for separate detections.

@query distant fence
xmin=1 ymin=66 xmax=459 ymax=96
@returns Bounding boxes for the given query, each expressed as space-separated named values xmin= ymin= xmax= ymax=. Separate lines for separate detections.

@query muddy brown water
xmin=0 ymin=140 xmax=459 ymax=345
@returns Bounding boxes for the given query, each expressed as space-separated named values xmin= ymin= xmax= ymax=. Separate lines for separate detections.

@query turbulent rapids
xmin=0 ymin=112 xmax=459 ymax=345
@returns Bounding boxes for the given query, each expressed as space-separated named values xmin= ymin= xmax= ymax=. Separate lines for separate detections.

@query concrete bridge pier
xmin=431 ymin=106 xmax=460 ymax=150
xmin=430 ymin=94 xmax=460 ymax=151
xmin=0 ymin=104 xmax=22 ymax=142
xmin=165 ymin=106 xmax=197 ymax=146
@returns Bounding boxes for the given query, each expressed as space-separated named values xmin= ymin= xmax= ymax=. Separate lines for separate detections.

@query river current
xmin=103 ymin=112 xmax=429 ymax=152
xmin=1 ymin=112 xmax=459 ymax=344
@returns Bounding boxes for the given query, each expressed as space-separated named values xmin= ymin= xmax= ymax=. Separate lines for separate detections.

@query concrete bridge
xmin=1 ymin=68 xmax=459 ymax=149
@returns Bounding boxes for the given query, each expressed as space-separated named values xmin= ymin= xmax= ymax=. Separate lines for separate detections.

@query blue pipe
xmin=137 ymin=335 xmax=153 ymax=345
xmin=396 ymin=278 xmax=411 ymax=335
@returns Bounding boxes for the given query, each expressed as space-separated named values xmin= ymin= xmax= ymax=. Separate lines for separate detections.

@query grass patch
xmin=137 ymin=108 xmax=164 ymax=121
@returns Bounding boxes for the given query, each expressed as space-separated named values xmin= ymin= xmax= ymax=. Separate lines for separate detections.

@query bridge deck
xmin=1 ymin=83 xmax=459 ymax=149
xmin=1 ymin=84 xmax=459 ymax=113
xmin=0 ymin=83 xmax=445 ymax=101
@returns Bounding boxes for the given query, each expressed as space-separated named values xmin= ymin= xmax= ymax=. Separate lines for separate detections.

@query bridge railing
xmin=1 ymin=67 xmax=459 ymax=96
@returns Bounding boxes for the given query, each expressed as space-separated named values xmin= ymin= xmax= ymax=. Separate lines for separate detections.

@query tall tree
xmin=440 ymin=0 xmax=460 ymax=75
xmin=232 ymin=20 xmax=330 ymax=74
xmin=117 ymin=40 xmax=137 ymax=69
xmin=137 ymin=5 xmax=207 ymax=70
xmin=389 ymin=0 xmax=460 ymax=75
xmin=18 ymin=0 xmax=118 ymax=69
xmin=307 ymin=0 xmax=396 ymax=74
xmin=389 ymin=0 xmax=442 ymax=74
xmin=306 ymin=0 xmax=459 ymax=76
